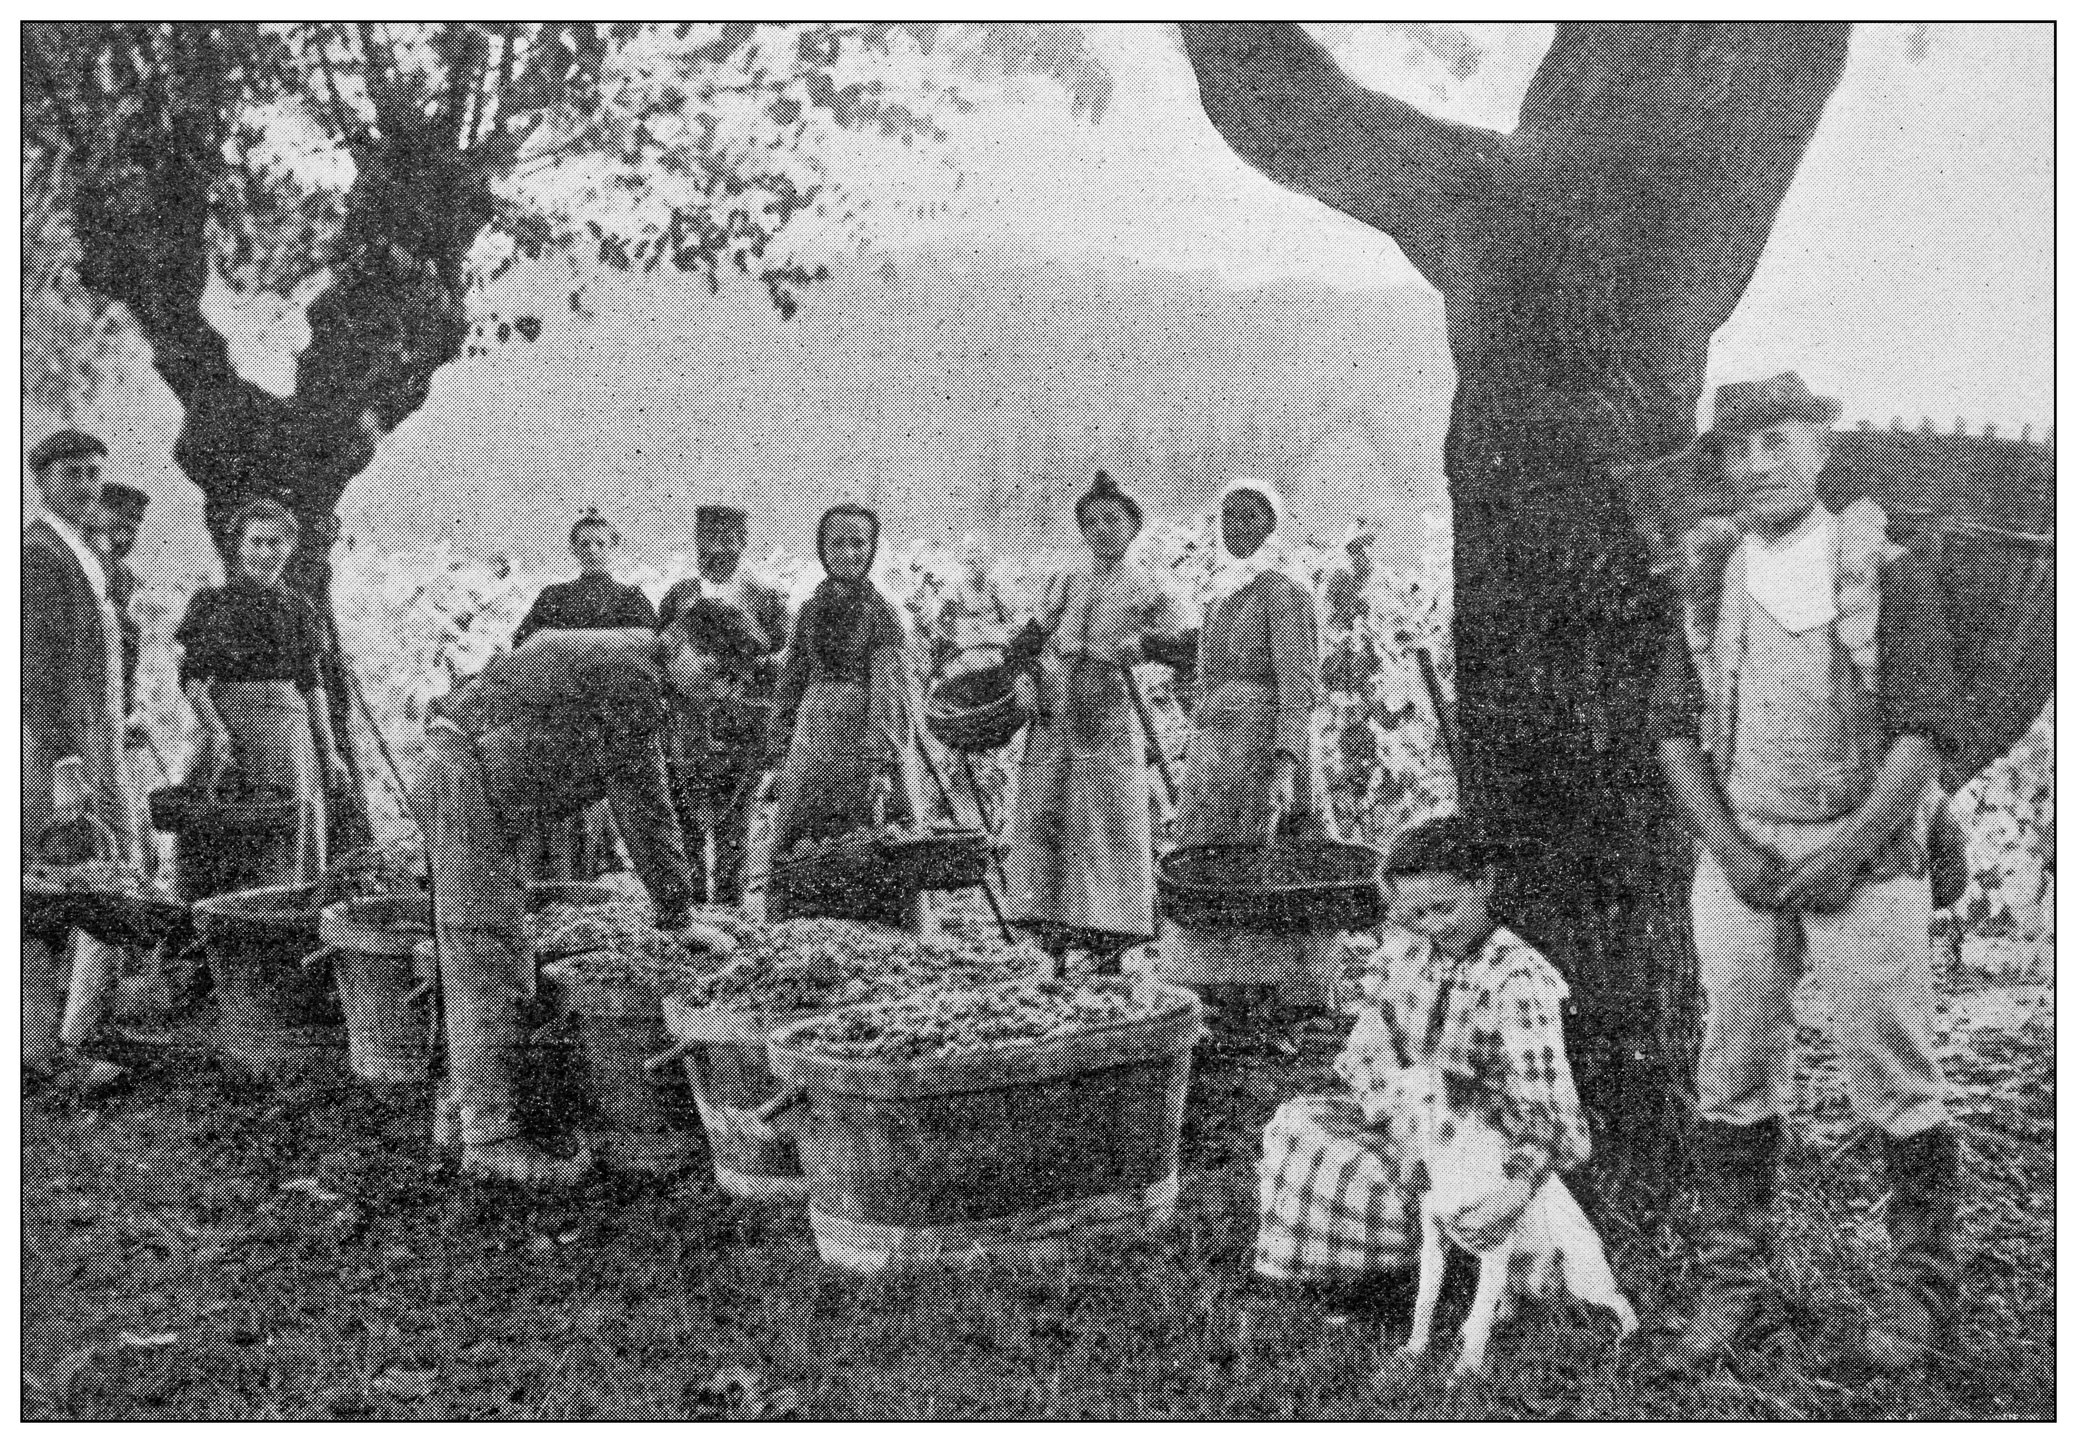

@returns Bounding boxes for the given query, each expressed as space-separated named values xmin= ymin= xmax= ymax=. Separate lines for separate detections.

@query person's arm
xmin=1265 ymin=575 xmax=1322 ymax=824
xmin=1452 ymin=958 xmax=1591 ymax=1251
xmin=172 ymin=589 xmax=233 ymax=777
xmin=183 ymin=679 xmax=231 ymax=780
xmin=655 ymin=580 xmax=689 ymax=633
xmin=765 ymin=625 xmax=811 ymax=761
xmin=305 ymin=687 xmax=350 ymax=793
xmin=600 ymin=710 xmax=697 ymax=927
xmin=512 ymin=585 xmax=558 ymax=649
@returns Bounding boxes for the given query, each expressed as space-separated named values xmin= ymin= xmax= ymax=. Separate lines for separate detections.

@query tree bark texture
xmin=1183 ymin=22 xmax=1852 ymax=1181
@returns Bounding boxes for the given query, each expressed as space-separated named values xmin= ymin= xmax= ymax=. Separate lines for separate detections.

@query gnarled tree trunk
xmin=1182 ymin=22 xmax=1853 ymax=1184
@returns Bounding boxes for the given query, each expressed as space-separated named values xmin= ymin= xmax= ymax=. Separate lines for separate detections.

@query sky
xmin=39 ymin=21 xmax=2055 ymax=581
xmin=916 ymin=21 xmax=2052 ymax=430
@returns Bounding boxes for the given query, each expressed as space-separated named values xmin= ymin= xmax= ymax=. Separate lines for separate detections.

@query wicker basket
xmin=771 ymin=827 xmax=991 ymax=907
xmin=1156 ymin=839 xmax=1384 ymax=935
xmin=148 ymin=770 xmax=298 ymax=840
xmin=925 ymin=658 xmax=1029 ymax=754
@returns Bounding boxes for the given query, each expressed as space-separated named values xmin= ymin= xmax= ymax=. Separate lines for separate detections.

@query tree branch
xmin=1178 ymin=21 xmax=1499 ymax=293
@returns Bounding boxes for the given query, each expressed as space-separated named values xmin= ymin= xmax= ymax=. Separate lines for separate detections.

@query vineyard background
xmin=124 ymin=514 xmax=2051 ymax=968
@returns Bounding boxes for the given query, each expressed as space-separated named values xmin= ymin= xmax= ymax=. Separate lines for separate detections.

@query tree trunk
xmin=1180 ymin=21 xmax=1854 ymax=1196
xmin=1442 ymin=281 xmax=1703 ymax=1178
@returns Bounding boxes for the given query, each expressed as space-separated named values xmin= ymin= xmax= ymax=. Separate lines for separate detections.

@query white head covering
xmin=1213 ymin=477 xmax=1295 ymax=599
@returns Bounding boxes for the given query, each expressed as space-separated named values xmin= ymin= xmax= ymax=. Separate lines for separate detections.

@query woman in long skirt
xmin=764 ymin=504 xmax=926 ymax=932
xmin=172 ymin=498 xmax=349 ymax=900
xmin=1003 ymin=471 xmax=1188 ymax=966
xmin=1160 ymin=478 xmax=1333 ymax=1031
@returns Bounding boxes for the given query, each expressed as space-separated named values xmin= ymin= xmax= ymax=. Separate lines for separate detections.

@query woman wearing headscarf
xmin=172 ymin=498 xmax=350 ymax=900
xmin=1002 ymin=471 xmax=1190 ymax=967
xmin=764 ymin=504 xmax=926 ymax=932
xmin=1160 ymin=477 xmax=1332 ymax=1032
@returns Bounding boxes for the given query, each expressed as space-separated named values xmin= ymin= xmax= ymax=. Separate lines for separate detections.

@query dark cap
xmin=696 ymin=505 xmax=747 ymax=538
xmin=1074 ymin=469 xmax=1143 ymax=530
xmin=1702 ymin=372 xmax=1841 ymax=443
xmin=99 ymin=481 xmax=151 ymax=520
xmin=28 ymin=429 xmax=107 ymax=473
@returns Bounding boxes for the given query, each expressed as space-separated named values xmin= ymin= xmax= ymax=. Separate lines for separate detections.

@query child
xmin=1253 ymin=815 xmax=1592 ymax=1288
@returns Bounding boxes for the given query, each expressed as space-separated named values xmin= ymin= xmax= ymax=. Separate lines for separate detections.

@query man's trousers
xmin=1693 ymin=811 xmax=1948 ymax=1139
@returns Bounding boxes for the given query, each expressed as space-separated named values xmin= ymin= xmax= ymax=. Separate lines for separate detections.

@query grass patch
xmin=22 ymin=996 xmax=2052 ymax=1420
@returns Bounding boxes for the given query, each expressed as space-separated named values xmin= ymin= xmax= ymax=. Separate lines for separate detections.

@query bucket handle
xmin=641 ymin=1037 xmax=697 ymax=1076
xmin=299 ymin=945 xmax=340 ymax=983
xmin=753 ymin=1086 xmax=810 ymax=1129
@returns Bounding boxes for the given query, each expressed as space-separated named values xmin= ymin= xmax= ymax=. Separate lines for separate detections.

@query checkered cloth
xmin=1254 ymin=925 xmax=1590 ymax=1283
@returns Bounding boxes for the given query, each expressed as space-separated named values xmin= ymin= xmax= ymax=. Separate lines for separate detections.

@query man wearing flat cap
xmin=23 ymin=429 xmax=142 ymax=1092
xmin=656 ymin=505 xmax=791 ymax=906
xmin=1649 ymin=373 xmax=1965 ymax=1374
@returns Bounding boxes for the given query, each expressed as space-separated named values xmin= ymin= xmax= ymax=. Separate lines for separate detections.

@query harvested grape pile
xmin=775 ymin=978 xmax=1172 ymax=1064
xmin=317 ymin=839 xmax=429 ymax=904
xmin=776 ymin=823 xmax=948 ymax=866
xmin=668 ymin=917 xmax=1041 ymax=1018
xmin=530 ymin=902 xmax=742 ymax=994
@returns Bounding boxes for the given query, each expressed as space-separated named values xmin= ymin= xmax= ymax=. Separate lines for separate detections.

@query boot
xmin=1863 ymin=1126 xmax=1961 ymax=1372
xmin=1669 ymin=1118 xmax=1786 ymax=1372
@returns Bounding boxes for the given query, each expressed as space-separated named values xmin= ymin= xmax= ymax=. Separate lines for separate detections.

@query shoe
xmin=1668 ymin=1118 xmax=1787 ymax=1373
xmin=1863 ymin=1126 xmax=1962 ymax=1372
xmin=461 ymin=1138 xmax=595 ymax=1187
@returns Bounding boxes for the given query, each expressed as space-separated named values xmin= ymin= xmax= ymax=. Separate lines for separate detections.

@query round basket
xmin=881 ymin=827 xmax=991 ymax=893
xmin=1156 ymin=839 xmax=1384 ymax=935
xmin=925 ymin=661 xmax=1029 ymax=754
xmin=153 ymin=770 xmax=299 ymax=840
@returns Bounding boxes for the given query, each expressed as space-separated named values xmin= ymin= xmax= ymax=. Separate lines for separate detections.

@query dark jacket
xmin=24 ymin=517 xmax=124 ymax=839
xmin=512 ymin=573 xmax=658 ymax=648
xmin=432 ymin=628 xmax=695 ymax=919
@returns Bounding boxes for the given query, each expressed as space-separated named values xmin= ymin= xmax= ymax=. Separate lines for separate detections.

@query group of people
xmin=23 ymin=365 xmax=1967 ymax=1372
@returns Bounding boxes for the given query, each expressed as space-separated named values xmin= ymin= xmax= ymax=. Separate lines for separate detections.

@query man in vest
xmin=656 ymin=505 xmax=791 ymax=907
xmin=1651 ymin=373 xmax=1963 ymax=1373
xmin=412 ymin=623 xmax=705 ymax=1185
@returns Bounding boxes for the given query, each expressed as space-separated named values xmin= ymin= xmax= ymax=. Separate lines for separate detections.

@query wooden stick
xmin=1415 ymin=647 xmax=1462 ymax=780
xmin=1122 ymin=667 xmax=1179 ymax=814
xmin=916 ymin=735 xmax=1015 ymax=945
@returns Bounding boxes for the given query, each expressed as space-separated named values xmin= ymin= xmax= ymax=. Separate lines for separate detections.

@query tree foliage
xmin=23 ymin=21 xmax=1110 ymax=535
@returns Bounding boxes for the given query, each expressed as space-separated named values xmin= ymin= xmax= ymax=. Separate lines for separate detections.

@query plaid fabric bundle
xmin=1254 ymin=925 xmax=1589 ymax=1283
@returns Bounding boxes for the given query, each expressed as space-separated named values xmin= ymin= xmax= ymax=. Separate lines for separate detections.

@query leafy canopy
xmin=24 ymin=21 xmax=1111 ymax=409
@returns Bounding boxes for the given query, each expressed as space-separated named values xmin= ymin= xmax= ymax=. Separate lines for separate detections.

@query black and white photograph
xmin=19 ymin=19 xmax=2053 ymax=1422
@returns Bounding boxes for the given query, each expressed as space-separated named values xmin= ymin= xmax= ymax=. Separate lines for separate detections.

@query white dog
xmin=1365 ymin=1064 xmax=1638 ymax=1377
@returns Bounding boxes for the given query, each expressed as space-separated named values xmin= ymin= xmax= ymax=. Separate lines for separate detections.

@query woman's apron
xmin=174 ymin=680 xmax=325 ymax=900
xmin=1003 ymin=652 xmax=1159 ymax=948
xmin=765 ymin=678 xmax=922 ymax=932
